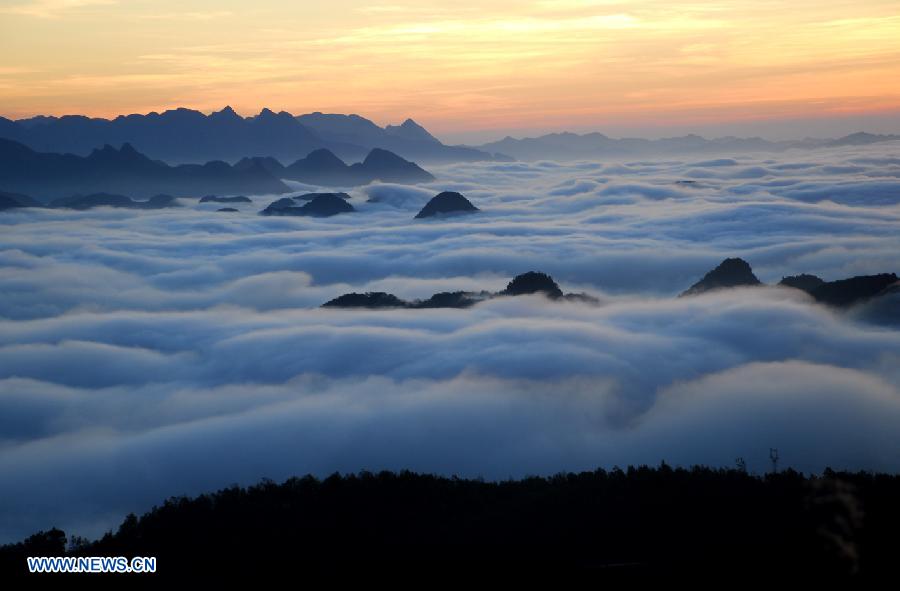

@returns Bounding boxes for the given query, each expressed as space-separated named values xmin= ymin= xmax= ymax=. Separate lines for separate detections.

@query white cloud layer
xmin=1 ymin=143 xmax=899 ymax=541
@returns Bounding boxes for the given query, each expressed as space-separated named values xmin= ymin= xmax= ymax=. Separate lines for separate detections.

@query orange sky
xmin=2 ymin=0 xmax=899 ymax=140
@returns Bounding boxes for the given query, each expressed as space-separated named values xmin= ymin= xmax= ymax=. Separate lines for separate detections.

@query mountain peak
xmin=500 ymin=272 xmax=564 ymax=299
xmin=304 ymin=148 xmax=346 ymax=166
xmin=415 ymin=191 xmax=479 ymax=219
xmin=385 ymin=118 xmax=440 ymax=144
xmin=211 ymin=105 xmax=241 ymax=120
xmin=363 ymin=147 xmax=406 ymax=165
xmin=681 ymin=258 xmax=761 ymax=296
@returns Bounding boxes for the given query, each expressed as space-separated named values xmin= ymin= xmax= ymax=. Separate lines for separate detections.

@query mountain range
xmin=323 ymin=271 xmax=597 ymax=309
xmin=0 ymin=107 xmax=500 ymax=165
xmin=681 ymin=258 xmax=898 ymax=308
xmin=0 ymin=139 xmax=435 ymax=202
xmin=0 ymin=138 xmax=290 ymax=201
xmin=4 ymin=106 xmax=898 ymax=166
xmin=323 ymin=261 xmax=897 ymax=311
xmin=472 ymin=131 xmax=900 ymax=161
xmin=239 ymin=148 xmax=434 ymax=186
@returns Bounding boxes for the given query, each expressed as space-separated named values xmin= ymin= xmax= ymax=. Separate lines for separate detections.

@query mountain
xmin=233 ymin=156 xmax=286 ymax=176
xmin=0 ymin=190 xmax=41 ymax=210
xmin=323 ymin=272 xmax=590 ymax=309
xmin=322 ymin=292 xmax=409 ymax=309
xmin=475 ymin=132 xmax=776 ymax=161
xmin=384 ymin=118 xmax=441 ymax=144
xmin=291 ymin=192 xmax=351 ymax=201
xmin=0 ymin=108 xmax=498 ymax=165
xmin=282 ymin=148 xmax=435 ymax=186
xmin=49 ymin=193 xmax=178 ymax=210
xmin=808 ymin=274 xmax=898 ymax=307
xmin=5 ymin=468 xmax=898 ymax=579
xmin=473 ymin=131 xmax=900 ymax=161
xmin=687 ymin=261 xmax=897 ymax=307
xmin=199 ymin=195 xmax=252 ymax=203
xmin=0 ymin=139 xmax=290 ymax=201
xmin=779 ymin=274 xmax=825 ymax=293
xmin=283 ymin=149 xmax=354 ymax=185
xmin=681 ymin=258 xmax=762 ymax=296
xmin=415 ymin=191 xmax=479 ymax=219
xmin=260 ymin=193 xmax=355 ymax=217
xmin=296 ymin=112 xmax=496 ymax=163
xmin=351 ymin=148 xmax=435 ymax=184
xmin=826 ymin=132 xmax=900 ymax=147
xmin=0 ymin=107 xmax=328 ymax=164
xmin=499 ymin=271 xmax=564 ymax=299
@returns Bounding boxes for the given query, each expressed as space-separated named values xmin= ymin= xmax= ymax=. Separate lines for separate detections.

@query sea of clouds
xmin=1 ymin=143 xmax=899 ymax=541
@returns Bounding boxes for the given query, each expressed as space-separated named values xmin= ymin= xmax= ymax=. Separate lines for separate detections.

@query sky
xmin=2 ymin=0 xmax=900 ymax=142
xmin=1 ymin=143 xmax=900 ymax=541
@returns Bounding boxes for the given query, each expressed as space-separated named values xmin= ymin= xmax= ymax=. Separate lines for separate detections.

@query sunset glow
xmin=4 ymin=1 xmax=900 ymax=130
xmin=2 ymin=0 xmax=899 ymax=137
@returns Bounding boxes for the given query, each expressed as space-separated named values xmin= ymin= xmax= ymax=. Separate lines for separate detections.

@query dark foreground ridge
xmin=323 ymin=271 xmax=594 ymax=308
xmin=3 ymin=466 xmax=898 ymax=579
xmin=683 ymin=258 xmax=898 ymax=308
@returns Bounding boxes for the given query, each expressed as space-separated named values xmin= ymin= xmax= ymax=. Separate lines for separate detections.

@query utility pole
xmin=769 ymin=448 xmax=779 ymax=474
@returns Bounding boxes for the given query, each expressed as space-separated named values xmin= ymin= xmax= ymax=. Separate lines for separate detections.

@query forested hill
xmin=3 ymin=466 xmax=899 ymax=581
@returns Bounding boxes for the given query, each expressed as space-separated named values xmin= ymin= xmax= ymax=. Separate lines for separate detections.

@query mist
xmin=1 ymin=142 xmax=899 ymax=542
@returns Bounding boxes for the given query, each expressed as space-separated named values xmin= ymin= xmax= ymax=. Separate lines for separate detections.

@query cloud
xmin=0 ymin=144 xmax=899 ymax=542
xmin=1 ymin=0 xmax=116 ymax=19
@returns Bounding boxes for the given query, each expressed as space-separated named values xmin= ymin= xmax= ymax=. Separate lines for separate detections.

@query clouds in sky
xmin=1 ymin=143 xmax=899 ymax=541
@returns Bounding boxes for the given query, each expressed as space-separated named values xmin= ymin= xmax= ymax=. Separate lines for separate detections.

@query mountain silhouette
xmin=6 ymin=468 xmax=899 ymax=579
xmin=415 ymin=191 xmax=479 ymax=218
xmin=685 ymin=261 xmax=897 ymax=308
xmin=323 ymin=272 xmax=586 ymax=309
xmin=681 ymin=258 xmax=762 ymax=296
xmin=385 ymin=118 xmax=441 ymax=144
xmin=809 ymin=274 xmax=898 ymax=307
xmin=260 ymin=193 xmax=355 ymax=217
xmin=291 ymin=192 xmax=351 ymax=201
xmin=233 ymin=156 xmax=286 ymax=176
xmin=473 ymin=131 xmax=900 ymax=162
xmin=295 ymin=112 xmax=494 ymax=163
xmin=282 ymin=148 xmax=434 ymax=186
xmin=283 ymin=149 xmax=353 ymax=185
xmin=499 ymin=271 xmax=564 ymax=299
xmin=200 ymin=195 xmax=252 ymax=203
xmin=0 ymin=190 xmax=41 ymax=209
xmin=779 ymin=274 xmax=825 ymax=294
xmin=49 ymin=193 xmax=178 ymax=210
xmin=0 ymin=138 xmax=290 ymax=201
xmin=0 ymin=108 xmax=498 ymax=164
xmin=351 ymin=148 xmax=435 ymax=184
xmin=322 ymin=292 xmax=408 ymax=308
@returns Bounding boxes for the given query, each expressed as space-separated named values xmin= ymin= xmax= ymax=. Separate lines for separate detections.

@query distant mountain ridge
xmin=473 ymin=130 xmax=900 ymax=161
xmin=237 ymin=147 xmax=435 ymax=186
xmin=0 ymin=107 xmax=500 ymax=165
xmin=0 ymin=138 xmax=435 ymax=201
xmin=0 ymin=138 xmax=291 ymax=201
